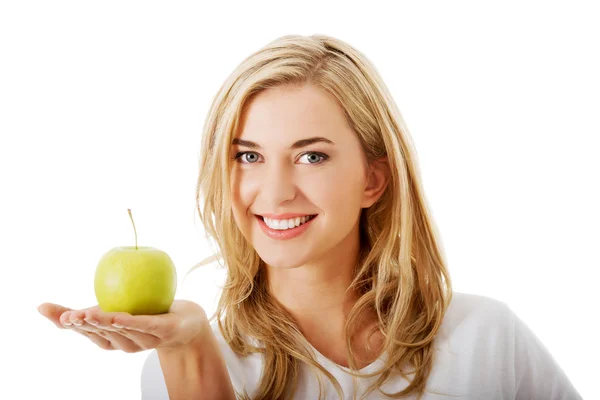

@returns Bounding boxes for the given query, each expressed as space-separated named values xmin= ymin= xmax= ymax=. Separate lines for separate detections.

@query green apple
xmin=94 ymin=246 xmax=177 ymax=315
xmin=93 ymin=209 xmax=177 ymax=315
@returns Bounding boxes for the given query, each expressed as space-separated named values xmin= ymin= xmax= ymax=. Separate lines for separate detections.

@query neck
xmin=264 ymin=222 xmax=383 ymax=369
xmin=265 ymin=222 xmax=361 ymax=330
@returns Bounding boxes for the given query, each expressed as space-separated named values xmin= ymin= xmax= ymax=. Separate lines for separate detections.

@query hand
xmin=37 ymin=300 xmax=209 ymax=353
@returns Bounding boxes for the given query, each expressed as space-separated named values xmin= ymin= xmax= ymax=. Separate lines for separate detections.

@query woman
xmin=38 ymin=34 xmax=581 ymax=400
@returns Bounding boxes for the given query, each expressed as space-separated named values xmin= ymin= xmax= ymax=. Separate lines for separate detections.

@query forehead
xmin=236 ymin=84 xmax=350 ymax=141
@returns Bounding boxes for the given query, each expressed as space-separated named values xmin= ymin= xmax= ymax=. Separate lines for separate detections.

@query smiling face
xmin=230 ymin=83 xmax=376 ymax=270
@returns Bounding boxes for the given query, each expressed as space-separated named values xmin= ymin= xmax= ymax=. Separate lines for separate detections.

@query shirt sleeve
xmin=512 ymin=310 xmax=582 ymax=400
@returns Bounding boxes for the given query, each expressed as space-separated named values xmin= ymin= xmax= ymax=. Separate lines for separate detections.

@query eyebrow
xmin=231 ymin=136 xmax=335 ymax=149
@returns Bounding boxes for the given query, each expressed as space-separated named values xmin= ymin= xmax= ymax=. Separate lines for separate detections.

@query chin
xmin=257 ymin=249 xmax=310 ymax=270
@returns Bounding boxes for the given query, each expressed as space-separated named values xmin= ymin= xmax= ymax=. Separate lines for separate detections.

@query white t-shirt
xmin=140 ymin=292 xmax=582 ymax=399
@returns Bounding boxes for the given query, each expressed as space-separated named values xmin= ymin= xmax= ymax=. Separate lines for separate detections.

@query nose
xmin=259 ymin=160 xmax=296 ymax=208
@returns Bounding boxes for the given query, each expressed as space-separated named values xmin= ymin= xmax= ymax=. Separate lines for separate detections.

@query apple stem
xmin=128 ymin=208 xmax=138 ymax=250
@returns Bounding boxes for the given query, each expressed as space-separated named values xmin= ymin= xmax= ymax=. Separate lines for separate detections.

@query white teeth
xmin=263 ymin=215 xmax=314 ymax=230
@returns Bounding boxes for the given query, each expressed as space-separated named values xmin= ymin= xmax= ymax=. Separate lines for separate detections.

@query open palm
xmin=38 ymin=299 xmax=209 ymax=353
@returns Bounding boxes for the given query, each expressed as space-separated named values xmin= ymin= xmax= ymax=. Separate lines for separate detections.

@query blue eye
xmin=298 ymin=152 xmax=329 ymax=164
xmin=233 ymin=151 xmax=261 ymax=163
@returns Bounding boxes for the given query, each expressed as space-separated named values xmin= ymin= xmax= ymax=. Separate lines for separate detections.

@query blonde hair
xmin=187 ymin=34 xmax=453 ymax=400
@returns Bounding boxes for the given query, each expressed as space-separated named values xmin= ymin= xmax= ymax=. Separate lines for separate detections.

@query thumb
xmin=38 ymin=303 xmax=72 ymax=328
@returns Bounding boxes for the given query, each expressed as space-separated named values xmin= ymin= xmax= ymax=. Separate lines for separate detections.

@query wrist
xmin=157 ymin=318 xmax=213 ymax=356
xmin=156 ymin=320 xmax=236 ymax=400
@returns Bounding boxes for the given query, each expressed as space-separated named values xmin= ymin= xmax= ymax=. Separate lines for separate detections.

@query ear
xmin=361 ymin=156 xmax=390 ymax=208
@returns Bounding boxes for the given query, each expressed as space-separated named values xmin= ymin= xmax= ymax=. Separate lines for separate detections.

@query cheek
xmin=230 ymin=170 xmax=258 ymax=228
xmin=230 ymin=170 xmax=245 ymax=227
xmin=305 ymin=170 xmax=365 ymax=217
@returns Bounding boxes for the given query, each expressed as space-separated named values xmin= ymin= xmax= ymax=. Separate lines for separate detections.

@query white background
xmin=1 ymin=1 xmax=597 ymax=399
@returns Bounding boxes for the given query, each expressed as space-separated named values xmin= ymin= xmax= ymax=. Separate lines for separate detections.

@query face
xmin=230 ymin=83 xmax=384 ymax=269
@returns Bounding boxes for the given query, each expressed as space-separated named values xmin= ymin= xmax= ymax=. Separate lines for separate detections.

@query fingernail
xmin=73 ymin=319 xmax=83 ymax=326
xmin=112 ymin=323 xmax=124 ymax=329
xmin=63 ymin=320 xmax=72 ymax=326
xmin=84 ymin=318 xmax=98 ymax=326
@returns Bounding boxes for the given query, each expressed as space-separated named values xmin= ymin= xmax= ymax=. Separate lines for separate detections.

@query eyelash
xmin=233 ymin=151 xmax=329 ymax=165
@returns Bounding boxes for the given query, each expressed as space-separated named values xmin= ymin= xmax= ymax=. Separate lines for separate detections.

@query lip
xmin=259 ymin=212 xmax=315 ymax=219
xmin=256 ymin=214 xmax=318 ymax=240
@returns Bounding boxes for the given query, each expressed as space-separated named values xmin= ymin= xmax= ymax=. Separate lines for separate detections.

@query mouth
xmin=255 ymin=214 xmax=318 ymax=240
xmin=256 ymin=214 xmax=318 ymax=230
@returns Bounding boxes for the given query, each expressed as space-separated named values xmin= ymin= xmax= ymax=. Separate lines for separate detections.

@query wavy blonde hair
xmin=187 ymin=34 xmax=453 ymax=400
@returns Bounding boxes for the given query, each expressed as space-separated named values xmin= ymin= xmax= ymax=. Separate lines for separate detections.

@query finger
xmin=113 ymin=313 xmax=176 ymax=337
xmin=84 ymin=308 xmax=173 ymax=337
xmin=102 ymin=330 xmax=142 ymax=353
xmin=75 ymin=319 xmax=160 ymax=350
xmin=114 ymin=327 xmax=161 ymax=350
xmin=64 ymin=306 xmax=101 ymax=328
xmin=73 ymin=329 xmax=114 ymax=350
xmin=83 ymin=309 xmax=137 ymax=333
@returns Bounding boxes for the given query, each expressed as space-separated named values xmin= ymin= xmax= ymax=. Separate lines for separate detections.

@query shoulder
xmin=423 ymin=291 xmax=519 ymax=396
xmin=434 ymin=292 xmax=582 ymax=399
xmin=444 ymin=291 xmax=513 ymax=324
xmin=448 ymin=292 xmax=510 ymax=315
xmin=436 ymin=291 xmax=516 ymax=352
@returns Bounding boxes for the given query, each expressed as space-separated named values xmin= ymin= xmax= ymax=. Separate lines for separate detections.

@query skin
xmin=37 ymin=299 xmax=210 ymax=352
xmin=231 ymin=83 xmax=390 ymax=368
